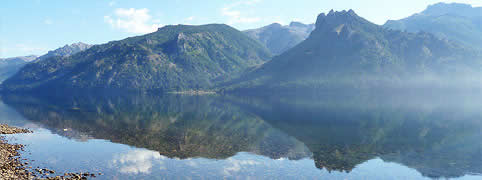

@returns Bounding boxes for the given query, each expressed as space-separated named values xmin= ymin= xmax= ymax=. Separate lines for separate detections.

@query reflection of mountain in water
xmin=2 ymin=92 xmax=482 ymax=179
xmin=1 ymin=93 xmax=311 ymax=160
xmin=230 ymin=93 xmax=482 ymax=178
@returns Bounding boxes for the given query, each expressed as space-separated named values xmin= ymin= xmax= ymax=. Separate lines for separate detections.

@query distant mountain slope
xmin=0 ymin=42 xmax=92 ymax=84
xmin=0 ymin=55 xmax=38 ymax=82
xmin=2 ymin=24 xmax=271 ymax=92
xmin=384 ymin=3 xmax=482 ymax=49
xmin=244 ymin=22 xmax=315 ymax=55
xmin=225 ymin=10 xmax=481 ymax=93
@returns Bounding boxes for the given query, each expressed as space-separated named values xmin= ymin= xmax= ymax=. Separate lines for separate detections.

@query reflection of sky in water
xmin=4 ymin=127 xmax=480 ymax=180
xmin=0 ymin=94 xmax=481 ymax=180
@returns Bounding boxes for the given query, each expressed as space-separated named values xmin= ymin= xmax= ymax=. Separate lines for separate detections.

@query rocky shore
xmin=0 ymin=124 xmax=99 ymax=179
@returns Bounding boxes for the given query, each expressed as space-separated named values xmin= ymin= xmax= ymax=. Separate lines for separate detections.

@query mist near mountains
xmin=385 ymin=3 xmax=482 ymax=49
xmin=224 ymin=9 xmax=482 ymax=94
xmin=244 ymin=22 xmax=315 ymax=55
xmin=2 ymin=2 xmax=482 ymax=94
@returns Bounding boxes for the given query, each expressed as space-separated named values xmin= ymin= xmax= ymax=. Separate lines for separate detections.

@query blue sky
xmin=1 ymin=0 xmax=481 ymax=58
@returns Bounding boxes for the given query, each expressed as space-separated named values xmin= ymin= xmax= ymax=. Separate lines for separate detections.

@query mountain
xmin=0 ymin=43 xmax=91 ymax=84
xmin=224 ymin=10 xmax=481 ymax=94
xmin=35 ymin=42 xmax=92 ymax=61
xmin=0 ymin=55 xmax=38 ymax=82
xmin=244 ymin=22 xmax=315 ymax=55
xmin=2 ymin=24 xmax=272 ymax=92
xmin=384 ymin=3 xmax=482 ymax=49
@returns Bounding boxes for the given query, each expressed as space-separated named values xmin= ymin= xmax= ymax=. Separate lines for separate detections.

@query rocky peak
xmin=315 ymin=9 xmax=374 ymax=37
xmin=46 ymin=42 xmax=92 ymax=57
xmin=69 ymin=42 xmax=91 ymax=49
xmin=315 ymin=9 xmax=363 ymax=28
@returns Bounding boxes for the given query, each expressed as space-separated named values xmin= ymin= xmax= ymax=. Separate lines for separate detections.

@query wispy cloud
xmin=182 ymin=16 xmax=196 ymax=25
xmin=223 ymin=158 xmax=260 ymax=176
xmin=185 ymin=16 xmax=195 ymax=21
xmin=108 ymin=1 xmax=116 ymax=7
xmin=44 ymin=18 xmax=53 ymax=25
xmin=104 ymin=8 xmax=163 ymax=34
xmin=221 ymin=0 xmax=261 ymax=25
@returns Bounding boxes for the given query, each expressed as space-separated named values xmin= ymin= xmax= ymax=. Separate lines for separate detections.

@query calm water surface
xmin=0 ymin=92 xmax=480 ymax=179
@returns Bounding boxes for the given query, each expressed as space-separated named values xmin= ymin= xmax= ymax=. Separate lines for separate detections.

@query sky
xmin=1 ymin=0 xmax=482 ymax=58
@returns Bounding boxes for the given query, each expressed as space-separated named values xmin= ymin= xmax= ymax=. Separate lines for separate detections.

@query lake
xmin=0 ymin=92 xmax=480 ymax=179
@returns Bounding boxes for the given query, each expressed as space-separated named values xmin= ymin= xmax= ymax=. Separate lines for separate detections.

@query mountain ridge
xmin=0 ymin=43 xmax=92 ymax=83
xmin=2 ymin=24 xmax=271 ymax=92
xmin=244 ymin=22 xmax=315 ymax=55
xmin=384 ymin=2 xmax=482 ymax=49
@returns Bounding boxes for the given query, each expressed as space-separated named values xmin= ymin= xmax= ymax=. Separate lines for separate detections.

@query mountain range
xmin=244 ymin=22 xmax=315 ymax=55
xmin=224 ymin=9 xmax=481 ymax=94
xmin=384 ymin=3 xmax=482 ymax=49
xmin=3 ymin=3 xmax=482 ymax=93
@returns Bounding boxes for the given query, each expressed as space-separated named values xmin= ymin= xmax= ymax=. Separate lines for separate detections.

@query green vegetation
xmin=2 ymin=24 xmax=271 ymax=92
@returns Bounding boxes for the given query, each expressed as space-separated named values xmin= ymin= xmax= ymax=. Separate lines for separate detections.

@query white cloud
xmin=111 ymin=149 xmax=166 ymax=174
xmin=44 ymin=18 xmax=53 ymax=25
xmin=223 ymin=158 xmax=260 ymax=176
xmin=104 ymin=8 xmax=163 ymax=34
xmin=221 ymin=0 xmax=261 ymax=25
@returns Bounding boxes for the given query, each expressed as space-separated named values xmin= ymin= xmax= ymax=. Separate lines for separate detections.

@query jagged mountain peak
xmin=44 ymin=42 xmax=92 ymax=58
xmin=226 ymin=9 xmax=479 ymax=93
xmin=315 ymin=9 xmax=368 ymax=29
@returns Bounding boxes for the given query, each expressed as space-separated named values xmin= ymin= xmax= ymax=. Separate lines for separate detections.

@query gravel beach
xmin=0 ymin=124 xmax=98 ymax=179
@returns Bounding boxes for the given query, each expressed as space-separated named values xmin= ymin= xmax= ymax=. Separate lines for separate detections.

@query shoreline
xmin=168 ymin=90 xmax=217 ymax=95
xmin=0 ymin=124 xmax=99 ymax=179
